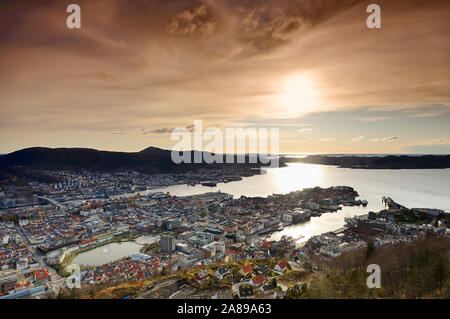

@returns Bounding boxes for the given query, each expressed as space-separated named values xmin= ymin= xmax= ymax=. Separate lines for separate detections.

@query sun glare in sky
xmin=279 ymin=74 xmax=317 ymax=117
xmin=0 ymin=0 xmax=449 ymax=154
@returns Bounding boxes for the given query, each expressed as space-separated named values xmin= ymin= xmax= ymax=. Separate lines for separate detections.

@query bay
xmin=152 ymin=163 xmax=450 ymax=243
xmin=71 ymin=241 xmax=142 ymax=266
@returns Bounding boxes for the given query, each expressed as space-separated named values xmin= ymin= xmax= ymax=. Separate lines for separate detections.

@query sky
xmin=0 ymin=0 xmax=449 ymax=154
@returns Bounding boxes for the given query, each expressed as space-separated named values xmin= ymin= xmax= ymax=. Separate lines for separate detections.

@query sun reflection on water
xmin=272 ymin=163 xmax=323 ymax=193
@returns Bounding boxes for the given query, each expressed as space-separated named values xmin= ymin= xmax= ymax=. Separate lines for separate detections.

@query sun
xmin=279 ymin=74 xmax=317 ymax=116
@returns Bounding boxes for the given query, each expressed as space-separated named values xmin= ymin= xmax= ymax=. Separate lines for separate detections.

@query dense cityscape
xmin=1 ymin=0 xmax=449 ymax=309
xmin=1 ymin=169 xmax=449 ymax=299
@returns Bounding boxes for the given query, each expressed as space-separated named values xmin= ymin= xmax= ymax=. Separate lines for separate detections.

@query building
xmin=239 ymin=286 xmax=254 ymax=298
xmin=212 ymin=289 xmax=232 ymax=299
xmin=179 ymin=255 xmax=198 ymax=269
xmin=0 ymin=273 xmax=18 ymax=294
xmin=308 ymin=199 xmax=320 ymax=210
xmin=162 ymin=219 xmax=181 ymax=231
xmin=176 ymin=243 xmax=193 ymax=253
xmin=250 ymin=275 xmax=266 ymax=287
xmin=282 ymin=214 xmax=293 ymax=223
xmin=188 ymin=232 xmax=214 ymax=246
xmin=292 ymin=210 xmax=311 ymax=223
xmin=193 ymin=249 xmax=205 ymax=260
xmin=214 ymin=266 xmax=229 ymax=280
xmin=160 ymin=235 xmax=176 ymax=254
xmin=255 ymin=264 xmax=269 ymax=275
xmin=263 ymin=281 xmax=276 ymax=293
xmin=274 ymin=261 xmax=287 ymax=274
xmin=33 ymin=268 xmax=51 ymax=284
xmin=240 ymin=264 xmax=253 ymax=276
xmin=194 ymin=269 xmax=210 ymax=283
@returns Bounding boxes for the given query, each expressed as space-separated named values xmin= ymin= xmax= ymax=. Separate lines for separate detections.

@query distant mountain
xmin=285 ymin=154 xmax=450 ymax=169
xmin=0 ymin=147 xmax=185 ymax=174
xmin=0 ymin=146 xmax=275 ymax=175
xmin=0 ymin=165 xmax=59 ymax=186
xmin=139 ymin=146 xmax=171 ymax=157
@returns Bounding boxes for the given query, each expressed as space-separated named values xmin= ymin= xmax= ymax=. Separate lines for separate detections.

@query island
xmin=283 ymin=154 xmax=450 ymax=169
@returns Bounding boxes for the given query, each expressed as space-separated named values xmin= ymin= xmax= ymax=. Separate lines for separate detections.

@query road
xmin=288 ymin=261 xmax=305 ymax=271
xmin=135 ymin=277 xmax=181 ymax=299
xmin=16 ymin=225 xmax=65 ymax=294
xmin=37 ymin=196 xmax=68 ymax=212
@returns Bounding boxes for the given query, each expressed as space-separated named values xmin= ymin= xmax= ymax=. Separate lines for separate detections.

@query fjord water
xmin=154 ymin=163 xmax=450 ymax=243
xmin=73 ymin=164 xmax=450 ymax=265
xmin=156 ymin=163 xmax=450 ymax=210
xmin=71 ymin=236 xmax=159 ymax=267
xmin=71 ymin=241 xmax=142 ymax=266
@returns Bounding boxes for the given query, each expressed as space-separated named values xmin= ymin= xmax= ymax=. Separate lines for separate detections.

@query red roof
xmin=81 ymin=238 xmax=96 ymax=245
xmin=241 ymin=264 xmax=253 ymax=275
xmin=34 ymin=268 xmax=51 ymax=281
xmin=195 ymin=270 xmax=209 ymax=281
xmin=15 ymin=281 xmax=32 ymax=288
xmin=251 ymin=275 xmax=266 ymax=286
xmin=278 ymin=261 xmax=287 ymax=270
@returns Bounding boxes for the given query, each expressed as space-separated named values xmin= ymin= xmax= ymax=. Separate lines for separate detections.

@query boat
xmin=258 ymin=229 xmax=273 ymax=236
xmin=272 ymin=224 xmax=284 ymax=231
xmin=201 ymin=182 xmax=217 ymax=187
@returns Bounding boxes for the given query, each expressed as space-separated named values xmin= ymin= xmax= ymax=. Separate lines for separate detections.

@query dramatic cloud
xmin=141 ymin=125 xmax=195 ymax=135
xmin=142 ymin=128 xmax=174 ymax=135
xmin=423 ymin=138 xmax=450 ymax=145
xmin=370 ymin=136 xmax=399 ymax=142
xmin=167 ymin=4 xmax=217 ymax=36
xmin=350 ymin=136 xmax=365 ymax=142
xmin=0 ymin=0 xmax=448 ymax=153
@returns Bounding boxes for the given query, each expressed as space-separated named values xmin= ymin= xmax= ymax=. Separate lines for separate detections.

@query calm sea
xmin=73 ymin=163 xmax=450 ymax=264
xmin=153 ymin=163 xmax=450 ymax=243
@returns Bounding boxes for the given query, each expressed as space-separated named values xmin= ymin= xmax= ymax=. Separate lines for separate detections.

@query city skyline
xmin=0 ymin=0 xmax=449 ymax=154
xmin=1 ymin=0 xmax=450 ymax=303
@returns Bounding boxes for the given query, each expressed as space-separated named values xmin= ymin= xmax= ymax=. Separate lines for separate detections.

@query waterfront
xmin=152 ymin=164 xmax=450 ymax=209
xmin=3 ymin=162 xmax=450 ymax=295
xmin=44 ymin=163 xmax=450 ymax=266
xmin=71 ymin=241 xmax=143 ymax=267
xmin=150 ymin=163 xmax=450 ymax=243
xmin=71 ymin=163 xmax=450 ymax=250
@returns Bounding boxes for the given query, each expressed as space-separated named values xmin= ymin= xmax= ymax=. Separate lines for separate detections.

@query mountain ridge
xmin=0 ymin=146 xmax=274 ymax=175
xmin=285 ymin=154 xmax=450 ymax=169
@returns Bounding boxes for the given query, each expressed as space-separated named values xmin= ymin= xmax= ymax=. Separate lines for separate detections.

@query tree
xmin=366 ymin=241 xmax=375 ymax=260
xmin=425 ymin=229 xmax=436 ymax=238
xmin=432 ymin=254 xmax=448 ymax=292
xmin=272 ymin=278 xmax=277 ymax=287
xmin=444 ymin=279 xmax=450 ymax=299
